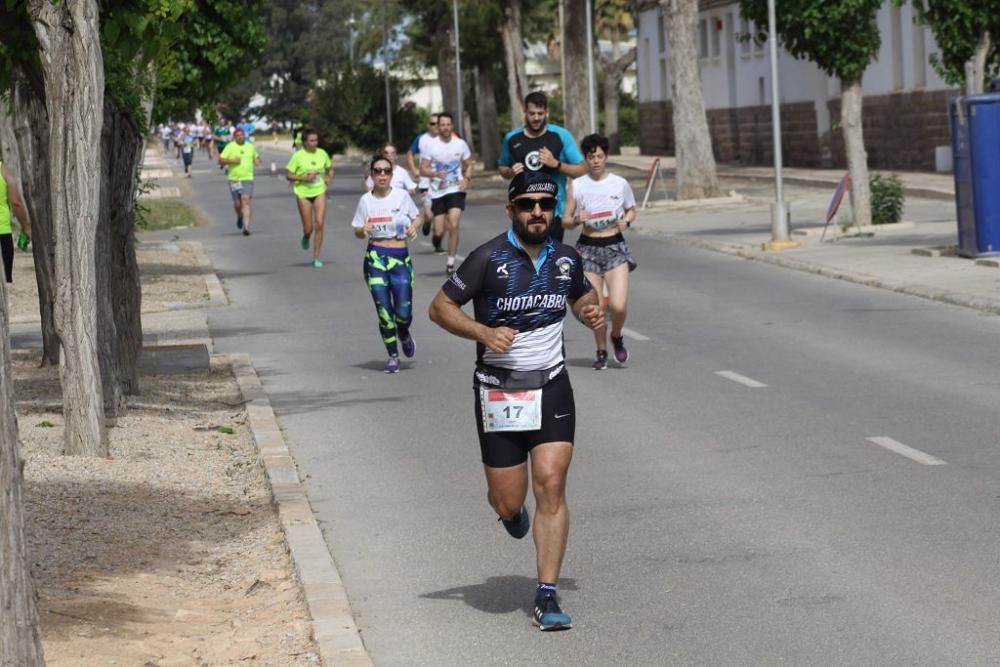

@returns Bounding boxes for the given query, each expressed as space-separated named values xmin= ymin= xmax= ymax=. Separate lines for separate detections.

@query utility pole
xmin=453 ymin=0 xmax=464 ymax=136
xmin=765 ymin=0 xmax=795 ymax=248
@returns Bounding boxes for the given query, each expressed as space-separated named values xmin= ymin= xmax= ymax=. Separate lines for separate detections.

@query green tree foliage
xmin=913 ymin=0 xmax=998 ymax=89
xmin=306 ymin=63 xmax=421 ymax=153
xmin=738 ymin=0 xmax=882 ymax=81
xmin=152 ymin=0 xmax=267 ymax=122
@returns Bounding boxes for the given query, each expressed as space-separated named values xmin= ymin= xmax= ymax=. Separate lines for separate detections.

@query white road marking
xmin=621 ymin=327 xmax=650 ymax=341
xmin=714 ymin=370 xmax=767 ymax=388
xmin=866 ymin=436 xmax=947 ymax=466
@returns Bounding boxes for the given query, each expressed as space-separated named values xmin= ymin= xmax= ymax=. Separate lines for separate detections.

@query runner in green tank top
xmin=0 ymin=161 xmax=32 ymax=283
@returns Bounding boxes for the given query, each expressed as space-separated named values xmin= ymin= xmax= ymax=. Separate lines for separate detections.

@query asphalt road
xmin=165 ymin=146 xmax=1000 ymax=666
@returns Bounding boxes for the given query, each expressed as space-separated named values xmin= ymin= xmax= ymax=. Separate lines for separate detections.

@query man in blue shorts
xmin=498 ymin=91 xmax=586 ymax=243
xmin=429 ymin=171 xmax=603 ymax=632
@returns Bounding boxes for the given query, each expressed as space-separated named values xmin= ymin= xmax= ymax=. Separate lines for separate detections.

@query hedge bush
xmin=870 ymin=173 xmax=905 ymax=225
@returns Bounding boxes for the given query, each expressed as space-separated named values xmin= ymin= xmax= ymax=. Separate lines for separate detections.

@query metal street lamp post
xmin=767 ymin=0 xmax=791 ymax=245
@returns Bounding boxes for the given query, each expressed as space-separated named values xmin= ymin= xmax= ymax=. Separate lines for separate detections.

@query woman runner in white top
xmin=353 ymin=154 xmax=421 ymax=374
xmin=563 ymin=133 xmax=638 ymax=370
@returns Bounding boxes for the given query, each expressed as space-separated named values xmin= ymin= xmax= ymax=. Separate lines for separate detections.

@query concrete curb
xmin=225 ymin=352 xmax=373 ymax=667
xmin=714 ymin=169 xmax=955 ymax=202
xmin=672 ymin=234 xmax=1000 ymax=316
xmin=185 ymin=241 xmax=229 ymax=307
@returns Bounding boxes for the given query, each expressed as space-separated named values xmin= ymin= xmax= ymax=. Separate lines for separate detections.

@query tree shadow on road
xmin=420 ymin=575 xmax=579 ymax=617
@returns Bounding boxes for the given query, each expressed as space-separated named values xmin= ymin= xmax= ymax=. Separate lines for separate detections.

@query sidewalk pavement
xmin=609 ymin=154 xmax=955 ymax=200
xmin=616 ymin=155 xmax=1000 ymax=316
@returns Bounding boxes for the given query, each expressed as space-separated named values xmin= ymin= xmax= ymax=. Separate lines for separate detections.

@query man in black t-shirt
xmin=429 ymin=171 xmax=603 ymax=632
xmin=498 ymin=92 xmax=586 ymax=242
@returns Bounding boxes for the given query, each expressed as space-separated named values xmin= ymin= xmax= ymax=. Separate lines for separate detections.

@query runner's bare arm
xmin=460 ymin=158 xmax=474 ymax=187
xmin=429 ymin=290 xmax=517 ymax=354
xmin=406 ymin=150 xmax=419 ymax=178
xmin=419 ymin=157 xmax=439 ymax=178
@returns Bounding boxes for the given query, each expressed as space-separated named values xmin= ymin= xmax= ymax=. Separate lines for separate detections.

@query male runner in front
xmin=420 ymin=112 xmax=472 ymax=275
xmin=218 ymin=127 xmax=261 ymax=236
xmin=429 ymin=171 xmax=604 ymax=631
xmin=406 ymin=113 xmax=438 ymax=233
xmin=498 ymin=91 xmax=586 ymax=242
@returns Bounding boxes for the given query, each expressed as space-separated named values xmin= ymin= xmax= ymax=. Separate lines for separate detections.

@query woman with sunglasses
xmin=286 ymin=129 xmax=335 ymax=268
xmin=563 ymin=134 xmax=638 ymax=370
xmin=352 ymin=155 xmax=421 ymax=373
xmin=363 ymin=142 xmax=418 ymax=194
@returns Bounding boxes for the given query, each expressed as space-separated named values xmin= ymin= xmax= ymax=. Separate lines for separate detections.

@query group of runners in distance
xmin=156 ymin=90 xmax=639 ymax=632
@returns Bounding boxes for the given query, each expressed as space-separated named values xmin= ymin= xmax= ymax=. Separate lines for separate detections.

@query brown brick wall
xmin=641 ymin=90 xmax=958 ymax=171
xmin=827 ymin=88 xmax=957 ymax=171
xmin=638 ymin=101 xmax=674 ymax=156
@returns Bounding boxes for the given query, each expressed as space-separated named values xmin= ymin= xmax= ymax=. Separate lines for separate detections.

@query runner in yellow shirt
xmin=285 ymin=129 xmax=335 ymax=268
xmin=0 ymin=160 xmax=32 ymax=283
xmin=218 ymin=127 xmax=261 ymax=236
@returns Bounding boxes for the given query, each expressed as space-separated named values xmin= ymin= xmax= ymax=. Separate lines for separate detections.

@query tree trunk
xmin=29 ymin=0 xmax=107 ymax=456
xmin=436 ymin=39 xmax=458 ymax=117
xmin=2 ymin=74 xmax=60 ymax=367
xmin=97 ymin=98 xmax=143 ymax=417
xmin=563 ymin=0 xmax=590 ymax=137
xmin=500 ymin=0 xmax=528 ymax=126
xmin=0 ymin=283 xmax=45 ymax=664
xmin=476 ymin=63 xmax=501 ymax=169
xmin=841 ymin=78 xmax=872 ymax=227
xmin=601 ymin=43 xmax=637 ymax=154
xmin=664 ymin=0 xmax=720 ymax=199
xmin=965 ymin=29 xmax=992 ymax=95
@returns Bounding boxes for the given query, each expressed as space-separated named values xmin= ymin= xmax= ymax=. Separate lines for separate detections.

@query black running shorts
xmin=431 ymin=192 xmax=466 ymax=216
xmin=1 ymin=233 xmax=12 ymax=283
xmin=474 ymin=371 xmax=575 ymax=468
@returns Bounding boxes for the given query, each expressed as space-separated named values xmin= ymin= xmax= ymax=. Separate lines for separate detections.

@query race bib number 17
xmin=480 ymin=388 xmax=542 ymax=432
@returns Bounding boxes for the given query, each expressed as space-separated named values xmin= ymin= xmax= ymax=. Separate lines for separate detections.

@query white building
xmin=635 ymin=0 xmax=958 ymax=170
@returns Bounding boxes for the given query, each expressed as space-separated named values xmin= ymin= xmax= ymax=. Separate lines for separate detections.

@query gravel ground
xmin=11 ymin=241 xmax=320 ymax=665
xmin=8 ymin=242 xmax=208 ymax=324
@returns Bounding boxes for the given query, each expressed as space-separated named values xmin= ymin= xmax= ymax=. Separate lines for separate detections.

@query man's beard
xmin=512 ymin=214 xmax=552 ymax=244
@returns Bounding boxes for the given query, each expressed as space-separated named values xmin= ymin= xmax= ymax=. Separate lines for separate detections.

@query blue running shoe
xmin=401 ymin=333 xmax=415 ymax=358
xmin=499 ymin=506 xmax=530 ymax=539
xmin=383 ymin=357 xmax=400 ymax=373
xmin=532 ymin=592 xmax=572 ymax=631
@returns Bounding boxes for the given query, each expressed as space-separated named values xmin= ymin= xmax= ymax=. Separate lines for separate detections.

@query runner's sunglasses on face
xmin=513 ymin=197 xmax=557 ymax=213
xmin=372 ymin=167 xmax=392 ymax=175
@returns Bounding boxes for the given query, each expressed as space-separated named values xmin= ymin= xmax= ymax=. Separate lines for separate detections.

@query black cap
xmin=508 ymin=171 xmax=558 ymax=201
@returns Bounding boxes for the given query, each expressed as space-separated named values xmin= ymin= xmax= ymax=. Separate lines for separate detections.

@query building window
xmin=913 ymin=20 xmax=927 ymax=88
xmin=710 ymin=16 xmax=721 ymax=59
xmin=699 ymin=19 xmax=709 ymax=59
xmin=740 ymin=16 xmax=751 ymax=56
xmin=890 ymin=3 xmax=904 ymax=90
xmin=657 ymin=8 xmax=666 ymax=55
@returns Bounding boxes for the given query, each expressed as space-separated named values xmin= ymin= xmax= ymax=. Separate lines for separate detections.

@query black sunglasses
xmin=371 ymin=167 xmax=392 ymax=175
xmin=512 ymin=197 xmax=557 ymax=212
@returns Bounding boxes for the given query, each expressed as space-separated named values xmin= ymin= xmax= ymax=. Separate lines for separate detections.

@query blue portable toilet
xmin=950 ymin=94 xmax=1000 ymax=257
